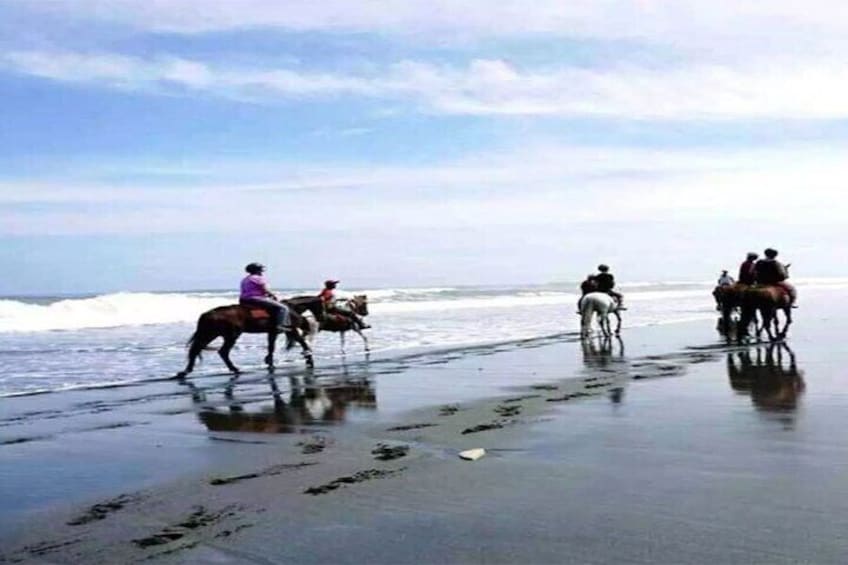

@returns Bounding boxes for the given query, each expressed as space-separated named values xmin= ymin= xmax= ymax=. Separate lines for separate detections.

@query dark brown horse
xmin=713 ymin=283 xmax=747 ymax=340
xmin=175 ymin=298 xmax=324 ymax=378
xmin=304 ymin=295 xmax=370 ymax=353
xmin=738 ymin=285 xmax=793 ymax=342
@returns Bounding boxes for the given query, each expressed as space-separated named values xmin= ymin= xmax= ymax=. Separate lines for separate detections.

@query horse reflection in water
xmin=580 ymin=335 xmax=627 ymax=404
xmin=727 ymin=342 xmax=805 ymax=427
xmin=187 ymin=373 xmax=376 ymax=434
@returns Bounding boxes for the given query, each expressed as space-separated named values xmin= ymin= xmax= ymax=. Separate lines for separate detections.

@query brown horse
xmin=713 ymin=283 xmax=747 ymax=340
xmin=738 ymin=285 xmax=793 ymax=342
xmin=304 ymin=295 xmax=370 ymax=353
xmin=175 ymin=298 xmax=324 ymax=378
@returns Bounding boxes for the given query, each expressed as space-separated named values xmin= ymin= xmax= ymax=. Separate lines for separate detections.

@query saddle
xmin=327 ymin=313 xmax=349 ymax=324
xmin=243 ymin=307 xmax=270 ymax=320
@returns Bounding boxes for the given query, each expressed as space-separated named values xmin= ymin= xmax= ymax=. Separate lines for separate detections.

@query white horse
xmin=579 ymin=292 xmax=622 ymax=338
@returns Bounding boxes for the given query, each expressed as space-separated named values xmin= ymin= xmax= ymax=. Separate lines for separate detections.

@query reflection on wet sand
xmin=581 ymin=336 xmax=625 ymax=369
xmin=184 ymin=374 xmax=377 ymax=434
xmin=581 ymin=336 xmax=628 ymax=404
xmin=727 ymin=343 xmax=805 ymax=424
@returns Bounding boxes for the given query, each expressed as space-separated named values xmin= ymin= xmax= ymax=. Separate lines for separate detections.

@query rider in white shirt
xmin=717 ymin=270 xmax=735 ymax=286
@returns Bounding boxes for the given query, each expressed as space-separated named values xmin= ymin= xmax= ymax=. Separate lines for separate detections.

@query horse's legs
xmin=265 ymin=332 xmax=277 ymax=372
xmin=352 ymin=328 xmax=370 ymax=352
xmin=580 ymin=306 xmax=593 ymax=337
xmin=218 ymin=331 xmax=242 ymax=374
xmin=613 ymin=311 xmax=622 ymax=336
xmin=176 ymin=329 xmax=218 ymax=378
xmin=780 ymin=306 xmax=793 ymax=339
xmin=305 ymin=318 xmax=319 ymax=346
xmin=340 ymin=331 xmax=346 ymax=354
xmin=600 ymin=312 xmax=611 ymax=338
xmin=762 ymin=309 xmax=776 ymax=342
xmin=721 ymin=305 xmax=734 ymax=342
xmin=285 ymin=329 xmax=314 ymax=368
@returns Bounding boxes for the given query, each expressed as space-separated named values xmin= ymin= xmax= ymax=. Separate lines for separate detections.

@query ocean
xmin=2 ymin=279 xmax=846 ymax=397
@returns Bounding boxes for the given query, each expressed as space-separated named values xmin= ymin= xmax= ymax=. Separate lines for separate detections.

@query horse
xmin=175 ymin=298 xmax=324 ymax=378
xmin=713 ymin=283 xmax=747 ymax=341
xmin=738 ymin=285 xmax=793 ymax=342
xmin=302 ymin=295 xmax=370 ymax=353
xmin=579 ymin=292 xmax=622 ymax=338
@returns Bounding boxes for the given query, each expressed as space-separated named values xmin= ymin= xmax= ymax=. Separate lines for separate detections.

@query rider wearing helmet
xmin=318 ymin=279 xmax=370 ymax=330
xmin=738 ymin=252 xmax=758 ymax=285
xmin=595 ymin=264 xmax=626 ymax=309
xmin=239 ymin=263 xmax=292 ymax=331
xmin=755 ymin=248 xmax=797 ymax=307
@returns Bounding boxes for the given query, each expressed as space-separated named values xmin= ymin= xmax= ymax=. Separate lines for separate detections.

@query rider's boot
xmin=355 ymin=315 xmax=371 ymax=330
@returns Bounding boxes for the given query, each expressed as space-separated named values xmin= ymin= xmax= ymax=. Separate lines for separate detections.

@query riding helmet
xmin=324 ymin=279 xmax=340 ymax=288
xmin=597 ymin=264 xmax=609 ymax=272
xmin=764 ymin=248 xmax=778 ymax=258
xmin=245 ymin=262 xmax=265 ymax=274
xmin=747 ymin=252 xmax=758 ymax=259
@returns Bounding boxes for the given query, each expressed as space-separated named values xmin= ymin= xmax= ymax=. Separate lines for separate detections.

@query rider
xmin=738 ymin=252 xmax=758 ymax=285
xmin=239 ymin=263 xmax=291 ymax=332
xmin=576 ymin=274 xmax=597 ymax=314
xmin=714 ymin=270 xmax=735 ymax=310
xmin=595 ymin=264 xmax=626 ymax=309
xmin=754 ymin=248 xmax=797 ymax=308
xmin=318 ymin=279 xmax=370 ymax=330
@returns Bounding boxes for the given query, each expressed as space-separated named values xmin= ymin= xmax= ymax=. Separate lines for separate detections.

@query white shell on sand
xmin=459 ymin=448 xmax=486 ymax=461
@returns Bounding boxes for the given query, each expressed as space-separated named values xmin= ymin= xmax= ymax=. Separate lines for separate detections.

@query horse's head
xmin=348 ymin=295 xmax=368 ymax=316
xmin=285 ymin=295 xmax=326 ymax=322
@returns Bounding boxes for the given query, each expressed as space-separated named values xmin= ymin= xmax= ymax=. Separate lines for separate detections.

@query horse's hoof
xmin=172 ymin=372 xmax=188 ymax=380
xmin=267 ymin=366 xmax=276 ymax=374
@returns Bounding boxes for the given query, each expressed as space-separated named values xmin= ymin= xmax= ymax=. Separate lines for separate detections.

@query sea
xmin=2 ymin=279 xmax=847 ymax=397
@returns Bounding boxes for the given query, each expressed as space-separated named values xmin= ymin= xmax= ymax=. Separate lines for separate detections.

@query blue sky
xmin=2 ymin=1 xmax=848 ymax=294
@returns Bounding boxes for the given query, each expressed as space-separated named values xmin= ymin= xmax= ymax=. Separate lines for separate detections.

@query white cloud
xmin=16 ymin=0 xmax=848 ymax=48
xmin=2 ymin=143 xmax=846 ymax=235
xmin=6 ymin=50 xmax=848 ymax=120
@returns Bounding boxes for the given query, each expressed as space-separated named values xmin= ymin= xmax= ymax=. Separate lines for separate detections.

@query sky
xmin=2 ymin=1 xmax=848 ymax=295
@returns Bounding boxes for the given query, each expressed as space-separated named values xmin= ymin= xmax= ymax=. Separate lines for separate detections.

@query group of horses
xmin=579 ymin=283 xmax=793 ymax=343
xmin=175 ymin=294 xmax=370 ymax=378
xmin=714 ymin=283 xmax=793 ymax=342
xmin=174 ymin=281 xmax=792 ymax=378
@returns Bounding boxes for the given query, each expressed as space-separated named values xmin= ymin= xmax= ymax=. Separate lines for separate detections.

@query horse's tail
xmin=186 ymin=312 xmax=221 ymax=361
xmin=186 ymin=328 xmax=209 ymax=363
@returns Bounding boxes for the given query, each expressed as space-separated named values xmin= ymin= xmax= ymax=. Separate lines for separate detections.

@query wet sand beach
xmin=2 ymin=287 xmax=848 ymax=563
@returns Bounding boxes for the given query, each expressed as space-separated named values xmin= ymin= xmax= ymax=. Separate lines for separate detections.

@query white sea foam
xmin=1 ymin=278 xmax=846 ymax=334
xmin=0 ymin=292 xmax=232 ymax=333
